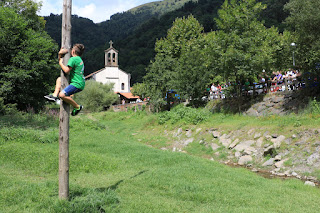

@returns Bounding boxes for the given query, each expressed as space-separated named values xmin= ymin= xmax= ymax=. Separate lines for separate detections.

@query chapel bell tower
xmin=105 ymin=40 xmax=118 ymax=67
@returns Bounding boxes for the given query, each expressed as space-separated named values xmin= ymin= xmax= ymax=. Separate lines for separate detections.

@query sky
xmin=36 ymin=0 xmax=159 ymax=23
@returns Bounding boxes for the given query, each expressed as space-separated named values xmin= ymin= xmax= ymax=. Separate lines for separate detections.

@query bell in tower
xmin=105 ymin=40 xmax=119 ymax=67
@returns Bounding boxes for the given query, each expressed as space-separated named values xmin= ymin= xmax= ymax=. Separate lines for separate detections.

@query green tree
xmin=213 ymin=0 xmax=290 ymax=92
xmin=144 ymin=15 xmax=206 ymax=109
xmin=0 ymin=6 xmax=58 ymax=112
xmin=284 ymin=0 xmax=320 ymax=74
xmin=74 ymin=81 xmax=118 ymax=112
xmin=1 ymin=0 xmax=45 ymax=30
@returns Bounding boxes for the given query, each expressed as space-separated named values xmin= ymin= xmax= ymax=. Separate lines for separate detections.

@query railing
xmin=207 ymin=77 xmax=319 ymax=100
xmin=112 ymin=101 xmax=149 ymax=112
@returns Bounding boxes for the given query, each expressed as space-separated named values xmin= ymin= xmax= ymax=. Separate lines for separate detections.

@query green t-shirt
xmin=67 ymin=56 xmax=85 ymax=90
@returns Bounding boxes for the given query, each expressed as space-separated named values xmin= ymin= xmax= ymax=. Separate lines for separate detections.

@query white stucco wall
xmin=93 ymin=67 xmax=130 ymax=93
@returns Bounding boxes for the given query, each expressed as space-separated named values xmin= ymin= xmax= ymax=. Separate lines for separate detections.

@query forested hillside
xmin=44 ymin=0 xmax=289 ymax=84
xmin=129 ymin=0 xmax=197 ymax=16
xmin=116 ymin=0 xmax=289 ymax=84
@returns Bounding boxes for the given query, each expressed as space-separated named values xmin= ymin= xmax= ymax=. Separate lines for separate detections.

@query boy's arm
xmin=59 ymin=58 xmax=72 ymax=74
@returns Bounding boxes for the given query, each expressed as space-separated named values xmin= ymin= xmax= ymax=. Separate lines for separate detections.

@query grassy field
xmin=1 ymin=110 xmax=320 ymax=212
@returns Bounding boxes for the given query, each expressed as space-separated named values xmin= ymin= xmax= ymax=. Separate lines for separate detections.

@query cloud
xmin=36 ymin=0 xmax=157 ymax=23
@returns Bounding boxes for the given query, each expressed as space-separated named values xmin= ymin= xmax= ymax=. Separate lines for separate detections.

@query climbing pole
xmin=59 ymin=0 xmax=72 ymax=200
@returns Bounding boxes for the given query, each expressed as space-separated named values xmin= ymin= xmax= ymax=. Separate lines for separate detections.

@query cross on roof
xmin=109 ymin=40 xmax=113 ymax=48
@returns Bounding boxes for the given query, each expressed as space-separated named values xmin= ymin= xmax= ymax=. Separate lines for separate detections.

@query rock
xmin=220 ymin=137 xmax=232 ymax=147
xmin=304 ymin=181 xmax=316 ymax=187
xmin=229 ymin=138 xmax=240 ymax=149
xmin=210 ymin=143 xmax=220 ymax=151
xmin=196 ymin=128 xmax=202 ymax=134
xmin=161 ymin=147 xmax=168 ymax=151
xmin=235 ymin=151 xmax=241 ymax=158
xmin=244 ymin=147 xmax=256 ymax=155
xmin=246 ymin=108 xmax=258 ymax=116
xmin=273 ymin=96 xmax=283 ymax=103
xmin=174 ymin=128 xmax=183 ymax=137
xmin=274 ymin=155 xmax=282 ymax=161
xmin=312 ymin=141 xmax=320 ymax=147
xmin=295 ymin=141 xmax=305 ymax=146
xmin=256 ymin=137 xmax=264 ymax=147
xmin=199 ymin=140 xmax=206 ymax=145
xmin=274 ymin=168 xmax=281 ymax=172
xmin=265 ymin=135 xmax=272 ymax=140
xmin=275 ymin=160 xmax=285 ymax=168
xmin=254 ymin=133 xmax=262 ymax=140
xmin=212 ymin=131 xmax=221 ymax=138
xmin=307 ymin=153 xmax=320 ymax=165
xmin=271 ymin=135 xmax=286 ymax=148
xmin=183 ymin=138 xmax=194 ymax=146
xmin=284 ymin=171 xmax=291 ymax=176
xmin=307 ymin=176 xmax=318 ymax=181
xmin=248 ymin=129 xmax=255 ymax=136
xmin=238 ymin=155 xmax=253 ymax=165
xmin=234 ymin=140 xmax=255 ymax=152
xmin=291 ymin=172 xmax=298 ymax=177
xmin=186 ymin=130 xmax=192 ymax=138
xmin=262 ymin=158 xmax=275 ymax=166
xmin=272 ymin=134 xmax=278 ymax=138
xmin=263 ymin=145 xmax=276 ymax=157
xmin=285 ymin=138 xmax=292 ymax=145
xmin=251 ymin=168 xmax=258 ymax=172
xmin=292 ymin=134 xmax=297 ymax=139
xmin=264 ymin=143 xmax=270 ymax=148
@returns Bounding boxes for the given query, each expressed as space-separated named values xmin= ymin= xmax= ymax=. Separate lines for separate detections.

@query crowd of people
xmin=206 ymin=69 xmax=311 ymax=100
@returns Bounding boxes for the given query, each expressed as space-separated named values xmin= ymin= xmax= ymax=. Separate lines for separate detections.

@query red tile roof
xmin=118 ymin=92 xmax=140 ymax=99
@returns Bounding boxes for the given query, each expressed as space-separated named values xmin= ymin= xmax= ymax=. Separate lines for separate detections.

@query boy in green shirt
xmin=44 ymin=44 xmax=85 ymax=116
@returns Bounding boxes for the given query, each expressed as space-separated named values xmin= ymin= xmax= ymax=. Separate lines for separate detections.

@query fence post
xmin=59 ymin=0 xmax=72 ymax=200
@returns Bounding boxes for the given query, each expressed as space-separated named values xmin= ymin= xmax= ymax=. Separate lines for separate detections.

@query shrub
xmin=74 ymin=80 xmax=118 ymax=112
xmin=158 ymin=105 xmax=210 ymax=125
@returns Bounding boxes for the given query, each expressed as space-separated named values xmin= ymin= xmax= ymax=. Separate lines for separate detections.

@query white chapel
xmin=85 ymin=41 xmax=131 ymax=93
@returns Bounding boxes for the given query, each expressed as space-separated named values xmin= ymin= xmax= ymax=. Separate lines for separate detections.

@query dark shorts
xmin=62 ymin=85 xmax=82 ymax=96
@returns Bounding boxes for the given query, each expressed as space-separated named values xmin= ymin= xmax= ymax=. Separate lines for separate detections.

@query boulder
xmin=229 ymin=138 xmax=240 ymax=149
xmin=186 ymin=130 xmax=192 ymax=138
xmin=304 ymin=181 xmax=316 ymax=187
xmin=275 ymin=159 xmax=286 ymax=168
xmin=248 ymin=129 xmax=255 ymax=136
xmin=238 ymin=155 xmax=253 ymax=165
xmin=254 ymin=133 xmax=262 ymax=139
xmin=244 ymin=147 xmax=256 ymax=155
xmin=212 ymin=131 xmax=221 ymax=138
xmin=235 ymin=151 xmax=241 ymax=158
xmin=256 ymin=137 xmax=264 ymax=147
xmin=210 ymin=143 xmax=220 ymax=151
xmin=262 ymin=158 xmax=275 ymax=166
xmin=220 ymin=137 xmax=232 ymax=147
xmin=274 ymin=155 xmax=282 ymax=161
xmin=196 ymin=128 xmax=202 ymax=134
xmin=307 ymin=153 xmax=319 ymax=165
xmin=183 ymin=138 xmax=194 ymax=146
xmin=234 ymin=140 xmax=255 ymax=152
xmin=263 ymin=145 xmax=277 ymax=157
xmin=271 ymin=135 xmax=286 ymax=148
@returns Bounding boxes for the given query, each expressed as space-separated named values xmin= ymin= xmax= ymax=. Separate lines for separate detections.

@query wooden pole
xmin=59 ymin=0 xmax=72 ymax=200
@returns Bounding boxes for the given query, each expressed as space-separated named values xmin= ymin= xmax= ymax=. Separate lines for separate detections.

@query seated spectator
xmin=210 ymin=83 xmax=218 ymax=99
xmin=271 ymin=71 xmax=277 ymax=82
xmin=276 ymin=71 xmax=283 ymax=84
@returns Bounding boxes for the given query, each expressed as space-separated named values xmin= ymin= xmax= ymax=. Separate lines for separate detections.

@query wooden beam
xmin=59 ymin=0 xmax=72 ymax=200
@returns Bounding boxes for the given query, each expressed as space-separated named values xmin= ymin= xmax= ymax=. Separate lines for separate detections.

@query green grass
xmin=1 ymin=111 xmax=320 ymax=212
